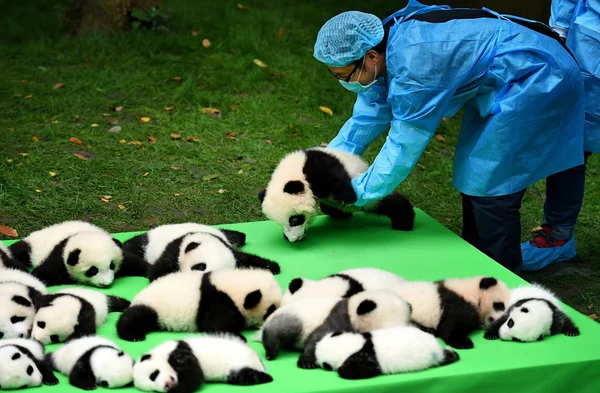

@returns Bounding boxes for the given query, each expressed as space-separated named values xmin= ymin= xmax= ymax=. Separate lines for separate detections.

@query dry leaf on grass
xmin=264 ymin=139 xmax=272 ymax=144
xmin=320 ymin=142 xmax=328 ymax=147
xmin=74 ymin=153 xmax=89 ymax=160
xmin=319 ymin=106 xmax=333 ymax=116
xmin=49 ymin=171 xmax=57 ymax=177
xmin=90 ymin=123 xmax=99 ymax=128
xmin=171 ymin=133 xmax=181 ymax=140
xmin=32 ymin=136 xmax=39 ymax=143
xmin=100 ymin=195 xmax=112 ymax=203
xmin=119 ymin=139 xmax=127 ymax=144
xmin=108 ymin=126 xmax=122 ymax=133
xmin=174 ymin=193 xmax=181 ymax=197
xmin=277 ymin=27 xmax=284 ymax=40
xmin=115 ymin=106 xmax=124 ymax=112
xmin=226 ymin=132 xmax=237 ymax=140
xmin=70 ymin=137 xmax=83 ymax=144
xmin=142 ymin=172 xmax=149 ymax=177
xmin=147 ymin=136 xmax=158 ymax=144
xmin=253 ymin=59 xmax=268 ymax=68
xmin=171 ymin=76 xmax=182 ymax=81
xmin=230 ymin=105 xmax=237 ymax=111
xmin=202 ymin=39 xmax=211 ymax=48
xmin=165 ymin=106 xmax=175 ymax=111
xmin=202 ymin=174 xmax=219 ymax=181
xmin=218 ymin=189 xmax=228 ymax=194
xmin=0 ymin=226 xmax=18 ymax=237
xmin=435 ymin=135 xmax=446 ymax=142
xmin=118 ymin=204 xmax=126 ymax=210
xmin=35 ymin=189 xmax=41 ymax=193
xmin=53 ymin=82 xmax=64 ymax=89
xmin=25 ymin=95 xmax=32 ymax=99
xmin=191 ymin=30 xmax=199 ymax=36
xmin=140 ymin=117 xmax=151 ymax=123
xmin=128 ymin=140 xmax=143 ymax=147
xmin=417 ymin=163 xmax=426 ymax=169
xmin=237 ymin=3 xmax=245 ymax=9
xmin=19 ymin=153 xmax=28 ymax=157
xmin=200 ymin=107 xmax=222 ymax=119
xmin=185 ymin=136 xmax=200 ymax=143
xmin=6 ymin=159 xmax=13 ymax=163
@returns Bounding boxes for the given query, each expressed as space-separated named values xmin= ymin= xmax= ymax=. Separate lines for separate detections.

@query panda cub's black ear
xmin=112 ymin=238 xmax=123 ymax=248
xmin=244 ymin=290 xmax=263 ymax=309
xmin=357 ymin=300 xmax=377 ymax=315
xmin=67 ymin=249 xmax=81 ymax=266
xmin=479 ymin=277 xmax=498 ymax=289
xmin=288 ymin=278 xmax=303 ymax=294
xmin=283 ymin=181 xmax=304 ymax=195
xmin=257 ymin=189 xmax=266 ymax=203
xmin=140 ymin=354 xmax=151 ymax=362
xmin=185 ymin=242 xmax=200 ymax=253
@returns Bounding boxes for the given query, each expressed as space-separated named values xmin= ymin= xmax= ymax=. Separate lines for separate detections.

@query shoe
xmin=521 ymin=226 xmax=577 ymax=271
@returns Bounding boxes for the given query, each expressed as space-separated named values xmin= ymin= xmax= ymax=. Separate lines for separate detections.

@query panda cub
xmin=392 ymin=276 xmax=509 ymax=349
xmin=46 ymin=336 xmax=134 ymax=390
xmin=123 ymin=223 xmax=280 ymax=282
xmin=0 ymin=269 xmax=48 ymax=339
xmin=258 ymin=290 xmax=412 ymax=369
xmin=0 ymin=242 xmax=27 ymax=271
xmin=117 ymin=268 xmax=281 ymax=342
xmin=133 ymin=333 xmax=272 ymax=393
xmin=315 ymin=327 xmax=459 ymax=379
xmin=282 ymin=267 xmax=405 ymax=305
xmin=32 ymin=288 xmax=130 ymax=344
xmin=258 ymin=147 xmax=415 ymax=242
xmin=0 ymin=338 xmax=58 ymax=389
xmin=484 ymin=283 xmax=580 ymax=342
xmin=8 ymin=220 xmax=148 ymax=287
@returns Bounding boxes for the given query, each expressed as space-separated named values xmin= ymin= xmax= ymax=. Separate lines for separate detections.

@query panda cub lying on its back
xmin=258 ymin=147 xmax=415 ymax=242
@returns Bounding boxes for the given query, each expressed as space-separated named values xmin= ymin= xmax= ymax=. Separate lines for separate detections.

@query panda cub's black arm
xmin=36 ymin=358 xmax=59 ymax=386
xmin=233 ymin=251 xmax=280 ymax=275
xmin=484 ymin=314 xmax=509 ymax=340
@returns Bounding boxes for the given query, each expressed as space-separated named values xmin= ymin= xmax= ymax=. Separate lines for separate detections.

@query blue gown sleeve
xmin=350 ymin=77 xmax=455 ymax=206
xmin=550 ymin=0 xmax=578 ymax=37
xmin=327 ymin=79 xmax=392 ymax=155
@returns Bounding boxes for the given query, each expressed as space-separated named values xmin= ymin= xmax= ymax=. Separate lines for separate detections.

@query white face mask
xmin=339 ymin=56 xmax=378 ymax=93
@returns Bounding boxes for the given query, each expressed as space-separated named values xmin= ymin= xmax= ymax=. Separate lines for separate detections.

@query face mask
xmin=339 ymin=59 xmax=378 ymax=93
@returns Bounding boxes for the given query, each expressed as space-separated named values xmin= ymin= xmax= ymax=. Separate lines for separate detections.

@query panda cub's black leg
xmin=438 ymin=349 xmax=460 ymax=367
xmin=227 ymin=368 xmax=273 ymax=385
xmin=320 ymin=202 xmax=353 ymax=220
xmin=116 ymin=305 xmax=159 ymax=342
xmin=219 ymin=229 xmax=247 ymax=249
xmin=370 ymin=192 xmax=415 ymax=231
xmin=36 ymin=358 xmax=59 ymax=386
xmin=560 ymin=313 xmax=580 ymax=337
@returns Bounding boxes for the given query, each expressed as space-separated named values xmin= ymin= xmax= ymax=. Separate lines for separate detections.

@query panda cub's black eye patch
xmin=12 ymin=353 xmax=21 ymax=360
xmin=493 ymin=302 xmax=505 ymax=311
xmin=100 ymin=381 xmax=109 ymax=387
xmin=520 ymin=307 xmax=529 ymax=313
xmin=507 ymin=318 xmax=514 ymax=328
xmin=289 ymin=215 xmax=305 ymax=227
xmin=85 ymin=267 xmax=99 ymax=277
xmin=283 ymin=180 xmax=304 ymax=194
xmin=140 ymin=354 xmax=151 ymax=362
xmin=11 ymin=316 xmax=26 ymax=324
xmin=191 ymin=263 xmax=206 ymax=271
xmin=149 ymin=370 xmax=159 ymax=382
xmin=27 ymin=365 xmax=34 ymax=376
xmin=37 ymin=321 xmax=46 ymax=329
xmin=110 ymin=262 xmax=116 ymax=270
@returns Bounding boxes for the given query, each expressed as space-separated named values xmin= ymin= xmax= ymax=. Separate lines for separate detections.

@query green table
xmin=3 ymin=210 xmax=599 ymax=393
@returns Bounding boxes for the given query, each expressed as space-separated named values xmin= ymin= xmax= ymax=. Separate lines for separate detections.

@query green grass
xmin=1 ymin=0 xmax=598 ymax=319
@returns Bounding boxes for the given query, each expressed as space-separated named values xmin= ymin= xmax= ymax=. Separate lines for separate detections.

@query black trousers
xmin=461 ymin=189 xmax=527 ymax=274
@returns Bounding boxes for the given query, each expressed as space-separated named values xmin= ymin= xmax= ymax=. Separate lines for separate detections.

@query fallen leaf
xmin=202 ymin=174 xmax=219 ymax=181
xmin=446 ymin=218 xmax=453 ymax=223
xmin=319 ymin=106 xmax=333 ymax=116
xmin=589 ymin=314 xmax=598 ymax=320
xmin=90 ymin=123 xmax=99 ymax=127
xmin=200 ymin=107 xmax=222 ymax=119
xmin=142 ymin=172 xmax=149 ymax=177
xmin=108 ymin=126 xmax=122 ymax=133
xmin=49 ymin=171 xmax=57 ymax=177
xmin=218 ymin=189 xmax=228 ymax=194
xmin=435 ymin=135 xmax=446 ymax=142
xmin=243 ymin=158 xmax=256 ymax=163
xmin=128 ymin=140 xmax=143 ymax=146
xmin=171 ymin=165 xmax=181 ymax=170
xmin=6 ymin=159 xmax=13 ymax=163
xmin=174 ymin=193 xmax=181 ymax=197
xmin=52 ymin=120 xmax=59 ymax=124
xmin=74 ymin=153 xmax=89 ymax=160
xmin=119 ymin=139 xmax=127 ymax=144
xmin=70 ymin=137 xmax=83 ymax=145
xmin=424 ymin=150 xmax=432 ymax=155
xmin=75 ymin=115 xmax=85 ymax=119
xmin=531 ymin=226 xmax=543 ymax=232
xmin=15 ymin=163 xmax=23 ymax=167
xmin=171 ymin=133 xmax=181 ymax=140
xmin=25 ymin=95 xmax=32 ymax=99
xmin=32 ymin=136 xmax=39 ymax=143
xmin=140 ymin=117 xmax=151 ymax=123
xmin=191 ymin=30 xmax=199 ymax=36
xmin=185 ymin=136 xmax=200 ymax=143
xmin=171 ymin=76 xmax=182 ymax=81
xmin=100 ymin=195 xmax=112 ymax=202
xmin=0 ymin=226 xmax=18 ymax=237
xmin=53 ymin=82 xmax=64 ymax=89
xmin=277 ymin=27 xmax=284 ymax=40
xmin=320 ymin=142 xmax=328 ymax=147
xmin=115 ymin=106 xmax=124 ymax=112
xmin=106 ymin=116 xmax=119 ymax=125
xmin=417 ymin=163 xmax=426 ymax=169
xmin=226 ymin=132 xmax=237 ymax=140
xmin=237 ymin=169 xmax=244 ymax=175
xmin=263 ymin=139 xmax=272 ymax=144
xmin=253 ymin=59 xmax=268 ymax=68
xmin=164 ymin=106 xmax=175 ymax=111
xmin=588 ymin=305 xmax=593 ymax=310
xmin=147 ymin=136 xmax=158 ymax=144
xmin=202 ymin=39 xmax=211 ymax=48
xmin=35 ymin=189 xmax=41 ymax=193
xmin=118 ymin=204 xmax=126 ymax=210
xmin=230 ymin=105 xmax=237 ymax=111
xmin=19 ymin=153 xmax=28 ymax=157
xmin=237 ymin=3 xmax=244 ymax=9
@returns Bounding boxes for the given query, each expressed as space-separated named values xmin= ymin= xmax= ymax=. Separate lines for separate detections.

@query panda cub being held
xmin=258 ymin=147 xmax=415 ymax=242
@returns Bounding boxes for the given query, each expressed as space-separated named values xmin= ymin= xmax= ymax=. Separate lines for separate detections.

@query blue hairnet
xmin=314 ymin=11 xmax=384 ymax=67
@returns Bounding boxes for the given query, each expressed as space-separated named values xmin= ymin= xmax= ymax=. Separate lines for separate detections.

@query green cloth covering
xmin=2 ymin=209 xmax=599 ymax=392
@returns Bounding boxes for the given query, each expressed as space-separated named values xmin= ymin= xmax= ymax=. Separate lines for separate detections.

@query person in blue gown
xmin=520 ymin=0 xmax=599 ymax=271
xmin=313 ymin=0 xmax=586 ymax=274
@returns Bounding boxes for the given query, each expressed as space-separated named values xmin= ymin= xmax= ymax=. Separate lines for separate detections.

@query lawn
xmin=1 ymin=0 xmax=598 ymax=320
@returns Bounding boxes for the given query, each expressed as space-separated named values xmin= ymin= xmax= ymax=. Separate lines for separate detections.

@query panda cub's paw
xmin=297 ymin=355 xmax=317 ymax=370
xmin=484 ymin=331 xmax=500 ymax=340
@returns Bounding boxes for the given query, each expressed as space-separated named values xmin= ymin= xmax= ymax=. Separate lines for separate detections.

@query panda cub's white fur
xmin=0 ymin=269 xmax=47 ymax=339
xmin=0 ymin=338 xmax=58 ymax=389
xmin=133 ymin=333 xmax=272 ymax=393
xmin=48 ymin=336 xmax=133 ymax=390
xmin=282 ymin=267 xmax=405 ymax=305
xmin=315 ymin=327 xmax=459 ymax=379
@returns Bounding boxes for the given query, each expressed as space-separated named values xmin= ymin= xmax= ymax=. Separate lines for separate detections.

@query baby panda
xmin=46 ymin=336 xmax=134 ymax=390
xmin=32 ymin=288 xmax=130 ymax=344
xmin=258 ymin=290 xmax=412 ymax=369
xmin=315 ymin=327 xmax=459 ymax=379
xmin=258 ymin=147 xmax=415 ymax=242
xmin=0 ymin=269 xmax=48 ymax=339
xmin=0 ymin=242 xmax=27 ymax=271
xmin=484 ymin=283 xmax=580 ymax=342
xmin=8 ymin=220 xmax=148 ymax=287
xmin=117 ymin=268 xmax=281 ymax=342
xmin=122 ymin=223 xmax=280 ymax=282
xmin=392 ymin=276 xmax=509 ymax=349
xmin=282 ymin=267 xmax=405 ymax=305
xmin=133 ymin=333 xmax=272 ymax=393
xmin=0 ymin=338 xmax=58 ymax=389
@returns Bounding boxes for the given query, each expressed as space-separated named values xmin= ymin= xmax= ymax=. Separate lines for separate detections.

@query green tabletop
xmin=2 ymin=209 xmax=599 ymax=393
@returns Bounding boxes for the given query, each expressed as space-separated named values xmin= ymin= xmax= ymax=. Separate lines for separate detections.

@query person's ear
xmin=366 ymin=50 xmax=379 ymax=65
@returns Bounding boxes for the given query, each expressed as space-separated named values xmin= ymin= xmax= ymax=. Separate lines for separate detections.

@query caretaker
xmin=313 ymin=0 xmax=586 ymax=273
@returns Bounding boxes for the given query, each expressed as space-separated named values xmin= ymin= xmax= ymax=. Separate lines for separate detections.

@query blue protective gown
xmin=328 ymin=0 xmax=586 ymax=206
xmin=551 ymin=0 xmax=600 ymax=153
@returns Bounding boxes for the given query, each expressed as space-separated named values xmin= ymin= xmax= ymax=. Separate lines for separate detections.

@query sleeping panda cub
xmin=282 ymin=267 xmax=405 ymax=305
xmin=258 ymin=147 xmax=415 ymax=242
xmin=258 ymin=290 xmax=412 ymax=369
xmin=484 ymin=283 xmax=580 ymax=342
xmin=117 ymin=268 xmax=281 ymax=342
xmin=122 ymin=223 xmax=280 ymax=282
xmin=392 ymin=276 xmax=509 ymax=349
xmin=0 ymin=242 xmax=27 ymax=271
xmin=133 ymin=334 xmax=272 ymax=393
xmin=0 ymin=269 xmax=48 ymax=339
xmin=46 ymin=336 xmax=134 ymax=390
xmin=32 ymin=288 xmax=130 ymax=344
xmin=8 ymin=220 xmax=148 ymax=287
xmin=0 ymin=338 xmax=58 ymax=389
xmin=315 ymin=327 xmax=459 ymax=379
